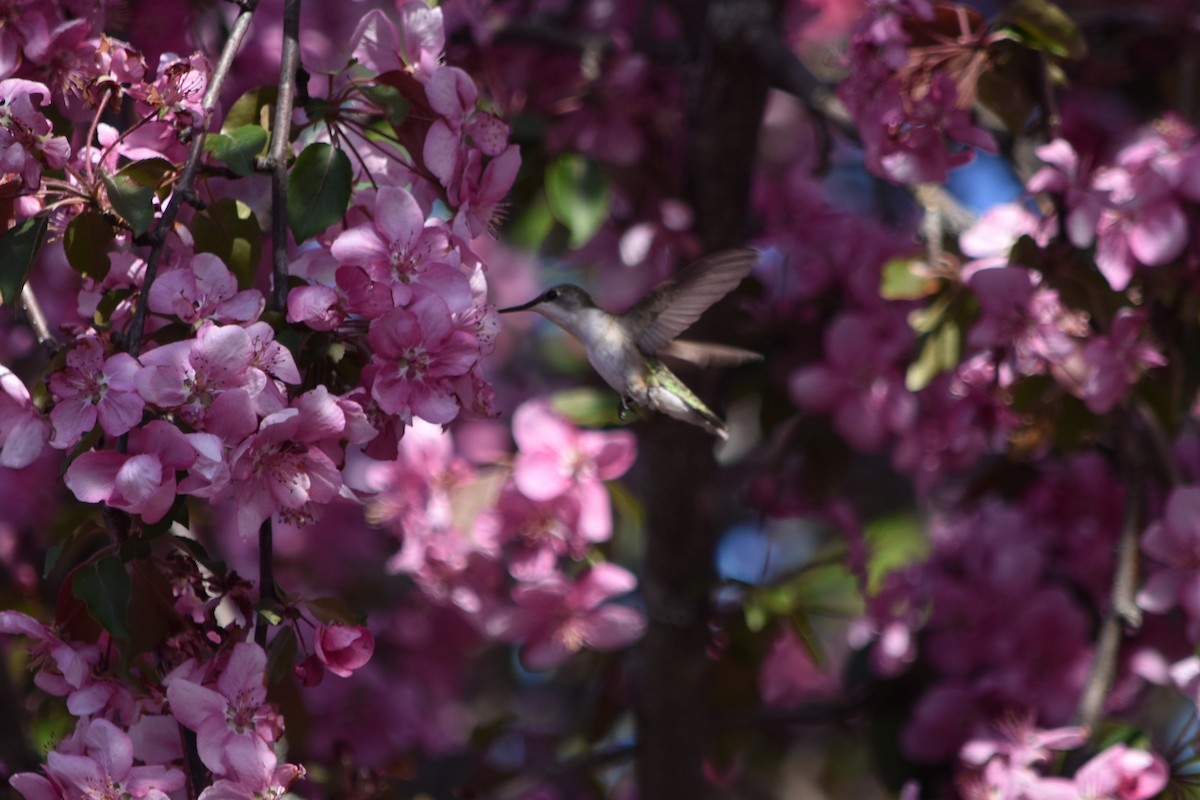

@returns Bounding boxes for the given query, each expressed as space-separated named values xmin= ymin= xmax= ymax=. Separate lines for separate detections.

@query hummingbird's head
xmin=498 ymin=284 xmax=595 ymax=327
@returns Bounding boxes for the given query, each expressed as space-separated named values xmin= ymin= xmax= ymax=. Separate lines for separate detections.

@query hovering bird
xmin=498 ymin=248 xmax=761 ymax=439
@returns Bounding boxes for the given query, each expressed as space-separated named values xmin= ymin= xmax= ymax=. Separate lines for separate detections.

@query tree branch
xmin=124 ymin=0 xmax=260 ymax=358
xmin=268 ymin=0 xmax=301 ymax=313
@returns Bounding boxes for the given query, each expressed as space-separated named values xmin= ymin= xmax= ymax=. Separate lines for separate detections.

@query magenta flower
xmin=314 ymin=623 xmax=375 ymax=678
xmin=789 ymin=311 xmax=916 ymax=451
xmin=147 ymin=252 xmax=264 ymax=325
xmin=227 ymin=387 xmax=345 ymax=538
xmin=10 ymin=718 xmax=184 ymax=800
xmin=759 ymin=627 xmax=840 ymax=707
xmin=510 ymin=399 xmax=637 ymax=542
xmin=47 ymin=336 xmax=144 ymax=449
xmin=331 ymin=185 xmax=470 ymax=312
xmin=64 ymin=420 xmax=197 ymax=523
xmin=349 ymin=3 xmax=444 ymax=79
xmin=488 ymin=563 xmax=646 ymax=670
xmin=0 ymin=365 xmax=48 ymax=468
xmin=1137 ymin=485 xmax=1200 ymax=634
xmin=425 ymin=65 xmax=511 ymax=157
xmin=165 ymin=642 xmax=282 ymax=784
xmin=0 ymin=78 xmax=70 ymax=189
xmin=136 ymin=321 xmax=265 ymax=441
xmin=1072 ymin=744 xmax=1168 ymax=800
xmin=367 ymin=294 xmax=480 ymax=425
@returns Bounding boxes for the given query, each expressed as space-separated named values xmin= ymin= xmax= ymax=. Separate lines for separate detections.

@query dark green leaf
xmin=550 ymin=387 xmax=625 ymax=427
xmin=72 ymin=555 xmax=131 ymax=642
xmin=360 ymin=84 xmax=410 ymax=127
xmin=103 ymin=158 xmax=174 ymax=237
xmin=287 ymin=143 xmax=352 ymax=243
xmin=63 ymin=212 xmax=115 ymax=280
xmin=265 ymin=626 xmax=298 ymax=685
xmin=0 ymin=215 xmax=47 ymax=307
xmin=306 ymin=596 xmax=358 ymax=625
xmin=545 ymin=154 xmax=610 ymax=249
xmin=192 ymin=198 xmax=262 ymax=289
xmin=1005 ymin=0 xmax=1087 ymax=59
xmin=205 ymin=125 xmax=268 ymax=176
xmin=224 ymin=86 xmax=278 ymax=133
xmin=43 ymin=538 xmax=67 ymax=578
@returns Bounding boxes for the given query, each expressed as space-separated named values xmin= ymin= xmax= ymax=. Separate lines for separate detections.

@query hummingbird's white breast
xmin=564 ymin=308 xmax=643 ymax=397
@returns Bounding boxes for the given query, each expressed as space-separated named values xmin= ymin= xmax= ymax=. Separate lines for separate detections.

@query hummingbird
xmin=498 ymin=248 xmax=761 ymax=439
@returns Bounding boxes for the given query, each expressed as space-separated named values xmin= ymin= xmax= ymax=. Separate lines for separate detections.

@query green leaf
xmin=223 ymin=86 xmax=278 ymax=133
xmin=205 ymin=125 xmax=268 ymax=176
xmin=905 ymin=320 xmax=961 ymax=392
xmin=880 ymin=257 xmax=937 ymax=300
xmin=287 ymin=143 xmax=352 ymax=243
xmin=43 ymin=538 xmax=67 ymax=578
xmin=864 ymin=513 xmax=928 ymax=593
xmin=1006 ymin=0 xmax=1087 ymax=59
xmin=550 ymin=387 xmax=625 ymax=427
xmin=545 ymin=153 xmax=610 ymax=249
xmin=72 ymin=555 xmax=131 ymax=642
xmin=265 ymin=625 xmax=297 ymax=685
xmin=306 ymin=596 xmax=358 ymax=625
xmin=507 ymin=192 xmax=556 ymax=249
xmin=103 ymin=158 xmax=174 ymax=237
xmin=0 ymin=215 xmax=48 ymax=307
xmin=63 ymin=212 xmax=115 ymax=280
xmin=192 ymin=198 xmax=263 ymax=289
xmin=360 ymin=83 xmax=410 ymax=127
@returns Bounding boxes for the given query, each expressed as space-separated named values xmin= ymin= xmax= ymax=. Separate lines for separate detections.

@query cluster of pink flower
xmin=751 ymin=0 xmax=1200 ymax=793
xmin=0 ymin=1 xmax=652 ymax=797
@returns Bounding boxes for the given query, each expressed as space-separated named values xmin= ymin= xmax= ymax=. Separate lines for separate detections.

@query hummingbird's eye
xmin=544 ymin=289 xmax=559 ymax=301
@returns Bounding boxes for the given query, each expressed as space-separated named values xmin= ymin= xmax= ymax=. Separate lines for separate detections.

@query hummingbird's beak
xmin=497 ymin=298 xmax=540 ymax=314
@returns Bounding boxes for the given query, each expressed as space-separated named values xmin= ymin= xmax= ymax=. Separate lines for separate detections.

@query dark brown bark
xmin=636 ymin=2 xmax=779 ymax=798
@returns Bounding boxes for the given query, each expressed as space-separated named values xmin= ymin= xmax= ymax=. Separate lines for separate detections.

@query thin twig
xmin=268 ymin=0 xmax=301 ymax=313
xmin=1075 ymin=410 xmax=1146 ymax=731
xmin=20 ymin=283 xmax=53 ymax=348
xmin=255 ymin=518 xmax=276 ymax=648
xmin=124 ymin=0 xmax=261 ymax=358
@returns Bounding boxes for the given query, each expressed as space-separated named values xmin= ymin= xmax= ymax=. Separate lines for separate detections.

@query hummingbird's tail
xmin=645 ymin=361 xmax=730 ymax=439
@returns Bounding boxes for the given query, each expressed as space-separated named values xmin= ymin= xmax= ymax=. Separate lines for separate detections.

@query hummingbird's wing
xmin=628 ymin=248 xmax=759 ymax=355
xmin=660 ymin=339 xmax=763 ymax=367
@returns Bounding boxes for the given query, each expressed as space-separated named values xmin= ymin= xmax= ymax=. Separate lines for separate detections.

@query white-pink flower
xmin=0 ymin=365 xmax=48 ymax=468
xmin=165 ymin=642 xmax=282 ymax=784
xmin=48 ymin=336 xmax=144 ymax=449
xmin=487 ymin=563 xmax=646 ymax=670
xmin=510 ymin=399 xmax=637 ymax=542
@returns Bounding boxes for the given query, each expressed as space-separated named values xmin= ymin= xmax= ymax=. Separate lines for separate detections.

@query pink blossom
xmin=1137 ymin=485 xmax=1200 ymax=636
xmin=147 ymin=252 xmax=264 ymax=325
xmin=487 ymin=563 xmax=646 ymax=670
xmin=330 ymin=185 xmax=470 ymax=312
xmin=425 ymin=65 xmax=511 ymax=157
xmin=131 ymin=51 xmax=209 ymax=128
xmin=227 ymin=386 xmax=345 ymax=538
xmin=0 ymin=365 xmax=48 ymax=468
xmin=367 ymin=294 xmax=480 ymax=425
xmin=445 ymin=145 xmax=521 ymax=239
xmin=510 ymin=399 xmax=637 ymax=542
xmin=789 ymin=311 xmax=916 ymax=451
xmin=47 ymin=336 xmax=144 ymax=448
xmin=759 ymin=627 xmax=839 ymax=706
xmin=165 ymin=642 xmax=282 ymax=783
xmin=136 ymin=321 xmax=265 ymax=441
xmin=1072 ymin=744 xmax=1168 ymax=800
xmin=0 ymin=78 xmax=70 ymax=188
xmin=314 ymin=623 xmax=375 ymax=677
xmin=349 ymin=3 xmax=444 ymax=79
xmin=1060 ymin=308 xmax=1165 ymax=414
xmin=10 ymin=718 xmax=184 ymax=800
xmin=64 ymin=420 xmax=196 ymax=523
